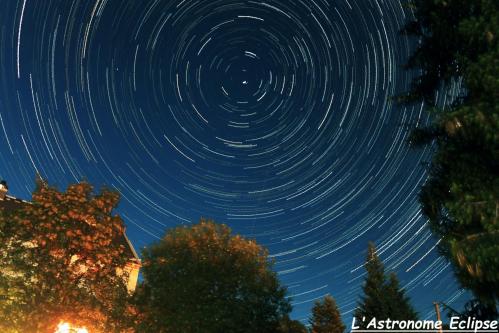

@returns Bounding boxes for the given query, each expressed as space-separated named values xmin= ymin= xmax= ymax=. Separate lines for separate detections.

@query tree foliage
xmin=309 ymin=294 xmax=345 ymax=333
xmin=0 ymin=178 xmax=133 ymax=332
xmin=134 ymin=219 xmax=291 ymax=333
xmin=278 ymin=316 xmax=308 ymax=333
xmin=445 ymin=298 xmax=499 ymax=321
xmin=354 ymin=243 xmax=417 ymax=328
xmin=402 ymin=0 xmax=499 ymax=304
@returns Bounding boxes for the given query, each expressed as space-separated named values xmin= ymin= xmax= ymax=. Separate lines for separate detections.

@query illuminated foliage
xmin=278 ymin=316 xmax=308 ymax=333
xmin=309 ymin=295 xmax=345 ymax=333
xmin=134 ymin=219 xmax=291 ymax=333
xmin=0 ymin=178 xmax=133 ymax=332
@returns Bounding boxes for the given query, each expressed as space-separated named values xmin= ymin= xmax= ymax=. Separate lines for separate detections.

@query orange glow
xmin=55 ymin=321 xmax=89 ymax=333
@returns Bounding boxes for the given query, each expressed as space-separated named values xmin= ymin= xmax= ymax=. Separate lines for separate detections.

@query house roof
xmin=0 ymin=195 xmax=29 ymax=211
xmin=0 ymin=194 xmax=140 ymax=262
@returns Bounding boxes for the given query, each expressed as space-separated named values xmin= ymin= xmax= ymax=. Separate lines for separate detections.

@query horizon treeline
xmin=0 ymin=177 xmax=422 ymax=332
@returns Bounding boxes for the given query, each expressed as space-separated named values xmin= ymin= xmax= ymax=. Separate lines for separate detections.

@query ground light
xmin=55 ymin=322 xmax=89 ymax=333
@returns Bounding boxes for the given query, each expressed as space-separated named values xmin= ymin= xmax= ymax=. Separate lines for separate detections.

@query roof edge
xmin=123 ymin=231 xmax=141 ymax=262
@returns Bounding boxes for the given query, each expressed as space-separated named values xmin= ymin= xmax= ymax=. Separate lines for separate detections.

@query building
xmin=0 ymin=181 xmax=141 ymax=293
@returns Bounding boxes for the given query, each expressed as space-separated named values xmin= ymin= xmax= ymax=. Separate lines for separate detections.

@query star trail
xmin=0 ymin=0 xmax=465 ymax=323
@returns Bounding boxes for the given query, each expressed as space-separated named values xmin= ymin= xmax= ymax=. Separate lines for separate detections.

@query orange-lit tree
xmin=0 ymin=178 xmax=133 ymax=332
xmin=278 ymin=316 xmax=308 ymax=333
xmin=134 ymin=219 xmax=291 ymax=333
xmin=309 ymin=295 xmax=345 ymax=333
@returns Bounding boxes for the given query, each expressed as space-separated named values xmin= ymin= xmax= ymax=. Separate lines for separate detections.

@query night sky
xmin=0 ymin=0 xmax=465 ymax=324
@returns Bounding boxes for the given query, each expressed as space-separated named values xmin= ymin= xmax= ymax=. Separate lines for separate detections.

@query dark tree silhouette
xmin=354 ymin=243 xmax=418 ymax=329
xmin=401 ymin=0 xmax=499 ymax=305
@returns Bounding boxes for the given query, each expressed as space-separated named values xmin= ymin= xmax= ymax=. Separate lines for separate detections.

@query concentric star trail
xmin=0 ymin=0 xmax=465 ymax=322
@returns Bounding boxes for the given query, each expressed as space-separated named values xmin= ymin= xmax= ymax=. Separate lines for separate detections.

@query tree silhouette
xmin=402 ymin=0 xmax=499 ymax=305
xmin=354 ymin=243 xmax=417 ymax=329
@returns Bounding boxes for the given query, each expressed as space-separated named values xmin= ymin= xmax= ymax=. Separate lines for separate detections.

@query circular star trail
xmin=0 ymin=0 xmax=465 ymax=322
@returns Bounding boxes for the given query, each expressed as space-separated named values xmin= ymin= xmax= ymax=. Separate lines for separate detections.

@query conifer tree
xmin=354 ymin=243 xmax=388 ymax=328
xmin=354 ymin=243 xmax=417 ymax=328
xmin=401 ymin=0 xmax=499 ymax=305
xmin=385 ymin=272 xmax=418 ymax=321
xmin=309 ymin=294 xmax=345 ymax=333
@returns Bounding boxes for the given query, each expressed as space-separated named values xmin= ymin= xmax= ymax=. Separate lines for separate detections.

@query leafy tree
xmin=401 ymin=0 xmax=499 ymax=305
xmin=0 ymin=178 xmax=133 ymax=332
xmin=134 ymin=219 xmax=291 ymax=333
xmin=278 ymin=316 xmax=308 ymax=333
xmin=354 ymin=243 xmax=417 ymax=328
xmin=309 ymin=294 xmax=345 ymax=333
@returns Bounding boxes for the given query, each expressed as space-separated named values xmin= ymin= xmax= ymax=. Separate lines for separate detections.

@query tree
xmin=134 ymin=219 xmax=291 ymax=333
xmin=0 ymin=178 xmax=133 ymax=332
xmin=278 ymin=316 xmax=308 ymax=333
xmin=401 ymin=0 xmax=499 ymax=305
xmin=385 ymin=273 xmax=418 ymax=322
xmin=309 ymin=295 xmax=345 ymax=333
xmin=444 ymin=299 xmax=498 ymax=321
xmin=354 ymin=243 xmax=388 ymax=327
xmin=354 ymin=243 xmax=417 ymax=328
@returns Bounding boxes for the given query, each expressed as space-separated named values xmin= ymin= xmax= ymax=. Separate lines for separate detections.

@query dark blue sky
xmin=0 ymin=0 xmax=465 ymax=324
